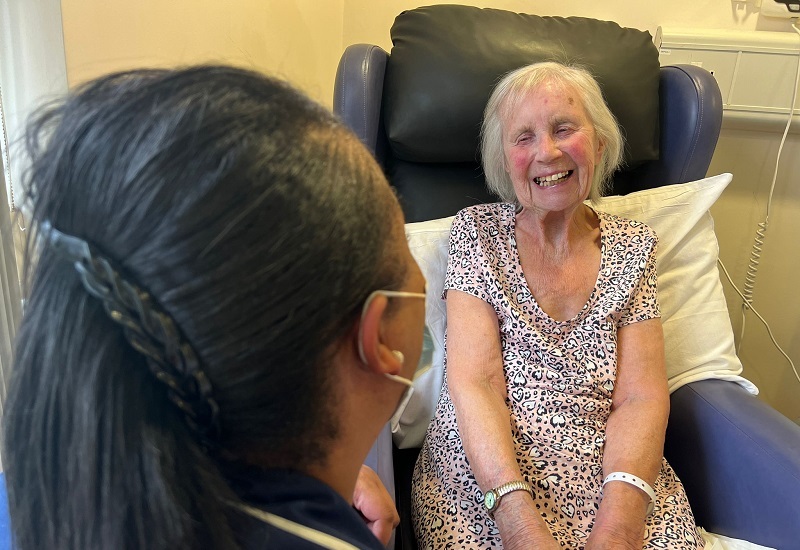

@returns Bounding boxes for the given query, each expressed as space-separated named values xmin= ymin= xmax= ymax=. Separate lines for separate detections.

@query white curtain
xmin=0 ymin=166 xmax=20 ymax=415
xmin=0 ymin=0 xmax=68 ymax=468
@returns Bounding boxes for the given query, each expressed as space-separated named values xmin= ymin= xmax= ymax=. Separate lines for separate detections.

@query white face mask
xmin=357 ymin=289 xmax=426 ymax=432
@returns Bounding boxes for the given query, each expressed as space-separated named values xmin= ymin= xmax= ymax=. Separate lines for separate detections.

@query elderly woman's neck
xmin=516 ymin=203 xmax=598 ymax=253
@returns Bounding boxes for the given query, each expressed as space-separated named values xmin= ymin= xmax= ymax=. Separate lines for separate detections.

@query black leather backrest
xmin=384 ymin=6 xmax=661 ymax=166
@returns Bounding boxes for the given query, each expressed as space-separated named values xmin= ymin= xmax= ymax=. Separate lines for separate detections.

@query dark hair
xmin=2 ymin=66 xmax=404 ymax=549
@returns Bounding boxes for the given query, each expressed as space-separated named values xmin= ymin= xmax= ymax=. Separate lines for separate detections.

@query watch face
xmin=484 ymin=490 xmax=497 ymax=510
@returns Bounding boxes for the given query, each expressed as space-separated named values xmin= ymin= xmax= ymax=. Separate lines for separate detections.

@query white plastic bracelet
xmin=602 ymin=472 xmax=656 ymax=515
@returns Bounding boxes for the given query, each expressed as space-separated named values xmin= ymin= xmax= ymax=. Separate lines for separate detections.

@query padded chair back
xmin=334 ymin=5 xmax=723 ymax=222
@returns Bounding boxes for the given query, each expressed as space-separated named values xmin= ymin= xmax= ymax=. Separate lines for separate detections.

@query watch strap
xmin=494 ymin=480 xmax=532 ymax=499
xmin=484 ymin=480 xmax=533 ymax=517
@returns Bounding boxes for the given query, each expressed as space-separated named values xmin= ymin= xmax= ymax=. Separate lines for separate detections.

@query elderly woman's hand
xmin=491 ymin=492 xmax=562 ymax=550
xmin=585 ymin=525 xmax=644 ymax=550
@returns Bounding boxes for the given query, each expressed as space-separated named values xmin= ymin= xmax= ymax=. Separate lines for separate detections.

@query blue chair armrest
xmin=665 ymin=379 xmax=800 ymax=549
xmin=334 ymin=44 xmax=389 ymax=163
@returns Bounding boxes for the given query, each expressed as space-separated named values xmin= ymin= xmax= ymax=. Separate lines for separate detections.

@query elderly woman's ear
xmin=595 ymin=138 xmax=606 ymax=162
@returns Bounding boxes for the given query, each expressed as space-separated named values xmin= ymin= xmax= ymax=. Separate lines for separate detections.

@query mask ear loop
xmin=357 ymin=291 xmax=380 ymax=365
xmin=357 ymin=289 xmax=426 ymax=365
xmin=357 ymin=291 xmax=417 ymax=433
xmin=387 ymin=376 xmax=415 ymax=434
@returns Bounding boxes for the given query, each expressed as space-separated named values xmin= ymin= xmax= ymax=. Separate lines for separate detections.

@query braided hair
xmin=2 ymin=66 xmax=404 ymax=549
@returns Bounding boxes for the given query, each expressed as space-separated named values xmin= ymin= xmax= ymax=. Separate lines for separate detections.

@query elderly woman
xmin=3 ymin=66 xmax=425 ymax=550
xmin=412 ymin=62 xmax=704 ymax=549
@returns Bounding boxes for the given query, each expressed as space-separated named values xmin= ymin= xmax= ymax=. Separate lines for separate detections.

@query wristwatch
xmin=483 ymin=480 xmax=533 ymax=517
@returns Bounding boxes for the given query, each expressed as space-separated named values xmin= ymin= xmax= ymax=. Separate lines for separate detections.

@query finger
xmin=368 ymin=518 xmax=394 ymax=546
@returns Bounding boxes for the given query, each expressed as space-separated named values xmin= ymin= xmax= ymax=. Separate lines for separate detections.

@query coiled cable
xmin=724 ymin=20 xmax=800 ymax=384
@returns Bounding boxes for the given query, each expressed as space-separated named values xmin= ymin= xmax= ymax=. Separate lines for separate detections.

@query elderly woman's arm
xmin=446 ymin=290 xmax=560 ymax=550
xmin=586 ymin=317 xmax=670 ymax=550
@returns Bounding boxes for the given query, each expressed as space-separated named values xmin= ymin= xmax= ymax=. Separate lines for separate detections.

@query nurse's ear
xmin=357 ymin=293 xmax=402 ymax=376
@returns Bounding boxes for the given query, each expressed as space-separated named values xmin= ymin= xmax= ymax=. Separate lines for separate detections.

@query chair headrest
xmin=384 ymin=5 xmax=661 ymax=168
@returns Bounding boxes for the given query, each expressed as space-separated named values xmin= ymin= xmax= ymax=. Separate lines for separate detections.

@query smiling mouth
xmin=533 ymin=170 xmax=573 ymax=187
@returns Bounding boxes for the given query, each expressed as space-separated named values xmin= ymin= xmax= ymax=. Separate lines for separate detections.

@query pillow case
xmin=395 ymin=173 xmax=755 ymax=449
xmin=399 ymin=216 xmax=453 ymax=448
xmin=592 ymin=173 xmax=754 ymax=394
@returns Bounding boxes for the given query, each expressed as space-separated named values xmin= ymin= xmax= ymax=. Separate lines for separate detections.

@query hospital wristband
xmin=602 ymin=472 xmax=656 ymax=515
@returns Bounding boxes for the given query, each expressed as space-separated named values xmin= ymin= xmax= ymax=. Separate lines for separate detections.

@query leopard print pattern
xmin=411 ymin=203 xmax=704 ymax=549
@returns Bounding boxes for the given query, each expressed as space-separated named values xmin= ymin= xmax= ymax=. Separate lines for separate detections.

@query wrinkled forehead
xmin=500 ymin=79 xmax=586 ymax=123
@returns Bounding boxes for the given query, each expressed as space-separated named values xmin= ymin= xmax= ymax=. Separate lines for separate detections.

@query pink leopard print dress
xmin=412 ymin=203 xmax=703 ymax=549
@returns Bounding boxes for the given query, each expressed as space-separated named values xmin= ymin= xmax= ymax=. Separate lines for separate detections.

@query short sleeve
xmin=442 ymin=208 xmax=492 ymax=304
xmin=618 ymin=235 xmax=661 ymax=327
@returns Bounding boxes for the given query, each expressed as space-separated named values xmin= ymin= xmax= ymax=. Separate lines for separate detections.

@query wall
xmin=709 ymin=128 xmax=800 ymax=422
xmin=60 ymin=0 xmax=800 ymax=421
xmin=60 ymin=0 xmax=344 ymax=107
xmin=342 ymin=0 xmax=776 ymax=55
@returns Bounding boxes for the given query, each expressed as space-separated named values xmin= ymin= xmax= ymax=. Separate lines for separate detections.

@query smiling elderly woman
xmin=411 ymin=62 xmax=705 ymax=550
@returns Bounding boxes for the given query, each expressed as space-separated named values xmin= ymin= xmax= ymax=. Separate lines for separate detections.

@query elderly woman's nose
xmin=534 ymin=134 xmax=561 ymax=160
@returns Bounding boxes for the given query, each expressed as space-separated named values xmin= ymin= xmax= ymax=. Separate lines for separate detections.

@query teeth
xmin=534 ymin=171 xmax=570 ymax=187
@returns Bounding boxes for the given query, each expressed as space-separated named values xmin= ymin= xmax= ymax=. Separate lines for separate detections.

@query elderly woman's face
xmin=502 ymin=82 xmax=604 ymax=214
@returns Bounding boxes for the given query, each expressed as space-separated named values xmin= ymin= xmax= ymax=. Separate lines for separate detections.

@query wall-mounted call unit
xmin=761 ymin=0 xmax=800 ymax=19
xmin=656 ymin=27 xmax=800 ymax=130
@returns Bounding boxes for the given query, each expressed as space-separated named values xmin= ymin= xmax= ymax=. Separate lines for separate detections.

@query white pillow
xmin=592 ymin=173 xmax=754 ymax=394
xmin=398 ymin=216 xmax=453 ymax=448
xmin=395 ymin=173 xmax=756 ymax=449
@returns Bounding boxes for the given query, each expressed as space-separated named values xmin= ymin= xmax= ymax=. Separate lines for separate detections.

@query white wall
xmin=343 ymin=0 xmax=774 ymax=54
xmin=709 ymin=128 xmax=800 ymax=421
xmin=60 ymin=0 xmax=345 ymax=107
xmin=59 ymin=0 xmax=800 ymax=421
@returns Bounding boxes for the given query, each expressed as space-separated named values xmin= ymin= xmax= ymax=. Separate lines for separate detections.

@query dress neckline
xmin=508 ymin=204 xmax=606 ymax=325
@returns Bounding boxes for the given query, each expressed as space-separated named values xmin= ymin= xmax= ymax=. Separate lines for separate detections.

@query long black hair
xmin=2 ymin=66 xmax=404 ymax=549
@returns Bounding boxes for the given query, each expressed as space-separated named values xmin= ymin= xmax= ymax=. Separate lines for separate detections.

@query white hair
xmin=480 ymin=62 xmax=624 ymax=203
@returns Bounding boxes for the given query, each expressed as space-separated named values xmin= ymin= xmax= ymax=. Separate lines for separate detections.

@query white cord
xmin=0 ymin=79 xmax=25 ymax=231
xmin=734 ymin=20 xmax=800 ymax=361
xmin=0 ymin=81 xmax=14 ymax=207
xmin=718 ymin=258 xmax=800 ymax=385
xmin=741 ymin=21 xmax=800 ymax=306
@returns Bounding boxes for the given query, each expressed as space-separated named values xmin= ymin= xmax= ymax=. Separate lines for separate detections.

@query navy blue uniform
xmin=232 ymin=468 xmax=385 ymax=550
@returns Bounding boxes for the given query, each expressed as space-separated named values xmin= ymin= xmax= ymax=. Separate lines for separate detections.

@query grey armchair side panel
xmin=334 ymin=44 xmax=388 ymax=163
xmin=665 ymin=379 xmax=800 ymax=549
